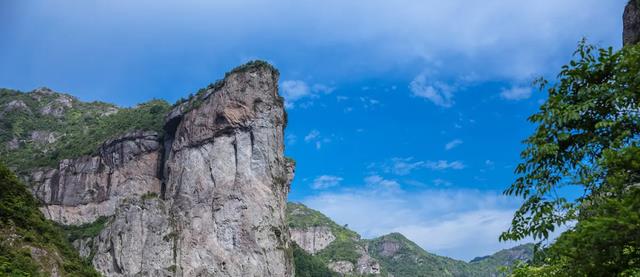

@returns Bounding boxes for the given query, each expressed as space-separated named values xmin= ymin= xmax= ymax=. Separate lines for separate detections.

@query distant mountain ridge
xmin=287 ymin=202 xmax=533 ymax=277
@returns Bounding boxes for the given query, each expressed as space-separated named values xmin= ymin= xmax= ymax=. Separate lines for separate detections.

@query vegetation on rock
xmin=293 ymin=243 xmax=337 ymax=277
xmin=0 ymin=162 xmax=100 ymax=276
xmin=0 ymin=88 xmax=170 ymax=173
xmin=59 ymin=217 xmax=110 ymax=243
xmin=288 ymin=202 xmax=532 ymax=277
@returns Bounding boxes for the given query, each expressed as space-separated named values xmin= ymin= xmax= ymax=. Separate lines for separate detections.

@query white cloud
xmin=432 ymin=178 xmax=452 ymax=186
xmin=388 ymin=157 xmax=425 ymax=176
xmin=312 ymin=84 xmax=335 ymax=94
xmin=301 ymin=187 xmax=547 ymax=261
xmin=425 ymin=160 xmax=466 ymax=170
xmin=376 ymin=157 xmax=466 ymax=175
xmin=359 ymin=97 xmax=381 ymax=109
xmin=364 ymin=175 xmax=401 ymax=190
xmin=304 ymin=130 xmax=320 ymax=142
xmin=286 ymin=134 xmax=297 ymax=145
xmin=7 ymin=0 xmax=622 ymax=103
xmin=311 ymin=175 xmax=343 ymax=189
xmin=445 ymin=139 xmax=463 ymax=150
xmin=280 ymin=80 xmax=336 ymax=108
xmin=500 ymin=86 xmax=532 ymax=101
xmin=280 ymin=80 xmax=311 ymax=108
xmin=485 ymin=160 xmax=495 ymax=168
xmin=303 ymin=130 xmax=333 ymax=149
xmin=410 ymin=75 xmax=455 ymax=107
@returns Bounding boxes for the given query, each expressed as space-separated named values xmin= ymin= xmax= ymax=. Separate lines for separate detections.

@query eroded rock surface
xmin=290 ymin=226 xmax=336 ymax=254
xmin=29 ymin=131 xmax=162 ymax=225
xmin=28 ymin=62 xmax=294 ymax=276
xmin=328 ymin=261 xmax=355 ymax=274
xmin=624 ymin=0 xmax=640 ymax=45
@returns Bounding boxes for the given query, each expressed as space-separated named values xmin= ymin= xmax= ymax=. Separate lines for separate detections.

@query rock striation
xmin=27 ymin=62 xmax=295 ymax=276
xmin=29 ymin=130 xmax=162 ymax=225
xmin=624 ymin=0 xmax=640 ymax=46
xmin=290 ymin=226 xmax=336 ymax=254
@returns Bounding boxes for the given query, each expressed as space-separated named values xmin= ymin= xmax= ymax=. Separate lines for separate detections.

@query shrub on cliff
xmin=0 ymin=162 xmax=100 ymax=276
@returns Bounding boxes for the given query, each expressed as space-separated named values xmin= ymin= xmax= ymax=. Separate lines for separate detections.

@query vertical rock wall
xmin=624 ymin=0 xmax=640 ymax=45
xmin=28 ymin=62 xmax=295 ymax=276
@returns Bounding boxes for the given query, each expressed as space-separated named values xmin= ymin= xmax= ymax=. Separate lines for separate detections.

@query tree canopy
xmin=503 ymin=41 xmax=640 ymax=275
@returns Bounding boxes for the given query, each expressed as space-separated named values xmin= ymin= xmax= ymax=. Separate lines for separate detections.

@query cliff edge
xmin=23 ymin=61 xmax=295 ymax=276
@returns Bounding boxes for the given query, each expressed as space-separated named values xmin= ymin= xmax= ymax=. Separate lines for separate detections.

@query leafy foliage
xmin=287 ymin=202 xmax=360 ymax=241
xmin=0 ymin=162 xmax=100 ymax=276
xmin=504 ymin=41 xmax=640 ymax=276
xmin=0 ymin=88 xmax=170 ymax=173
xmin=59 ymin=216 xmax=110 ymax=242
xmin=293 ymin=243 xmax=337 ymax=277
xmin=502 ymin=41 xmax=640 ymax=242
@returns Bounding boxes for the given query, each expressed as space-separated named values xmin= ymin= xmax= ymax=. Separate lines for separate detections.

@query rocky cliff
xmin=624 ymin=0 xmax=640 ymax=46
xmin=3 ymin=61 xmax=295 ymax=276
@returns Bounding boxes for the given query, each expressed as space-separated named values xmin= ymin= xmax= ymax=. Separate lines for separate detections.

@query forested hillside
xmin=288 ymin=202 xmax=533 ymax=276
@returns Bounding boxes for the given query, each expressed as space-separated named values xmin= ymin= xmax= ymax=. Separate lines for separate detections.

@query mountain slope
xmin=0 ymin=87 xmax=170 ymax=173
xmin=0 ymin=162 xmax=100 ymax=276
xmin=468 ymin=244 xmax=533 ymax=276
xmin=1 ymin=61 xmax=296 ymax=276
xmin=288 ymin=202 xmax=533 ymax=277
xmin=368 ymin=233 xmax=472 ymax=277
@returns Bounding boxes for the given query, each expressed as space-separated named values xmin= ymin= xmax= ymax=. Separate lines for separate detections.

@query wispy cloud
xmin=364 ymin=175 xmax=401 ymax=190
xmin=445 ymin=139 xmax=463 ymax=150
xmin=302 ymin=187 xmax=547 ymax=261
xmin=280 ymin=80 xmax=336 ymax=108
xmin=303 ymin=129 xmax=333 ymax=149
xmin=3 ymin=0 xmax=621 ymax=106
xmin=424 ymin=160 xmax=466 ymax=170
xmin=500 ymin=86 xmax=532 ymax=101
xmin=409 ymin=74 xmax=455 ymax=107
xmin=280 ymin=80 xmax=310 ymax=108
xmin=311 ymin=175 xmax=344 ymax=189
xmin=359 ymin=97 xmax=381 ymax=109
xmin=304 ymin=130 xmax=320 ymax=142
xmin=432 ymin=178 xmax=452 ymax=186
xmin=375 ymin=157 xmax=466 ymax=176
xmin=286 ymin=134 xmax=297 ymax=145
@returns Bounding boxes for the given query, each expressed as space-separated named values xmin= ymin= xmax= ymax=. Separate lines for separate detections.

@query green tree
xmin=501 ymin=41 xmax=640 ymax=242
xmin=502 ymin=41 xmax=640 ymax=275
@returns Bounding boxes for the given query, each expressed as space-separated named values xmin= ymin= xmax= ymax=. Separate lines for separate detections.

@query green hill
xmin=0 ymin=87 xmax=170 ymax=174
xmin=288 ymin=202 xmax=533 ymax=277
xmin=0 ymin=162 xmax=100 ymax=276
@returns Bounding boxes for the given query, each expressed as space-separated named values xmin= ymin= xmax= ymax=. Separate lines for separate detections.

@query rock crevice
xmin=28 ymin=62 xmax=294 ymax=276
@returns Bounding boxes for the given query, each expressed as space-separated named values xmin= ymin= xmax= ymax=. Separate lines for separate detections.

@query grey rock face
xmin=39 ymin=94 xmax=74 ymax=117
xmin=356 ymin=245 xmax=381 ymax=275
xmin=3 ymin=100 xmax=30 ymax=113
xmin=378 ymin=240 xmax=402 ymax=257
xmin=161 ymin=64 xmax=292 ymax=276
xmin=92 ymin=198 xmax=174 ymax=276
xmin=31 ymin=63 xmax=294 ymax=276
xmin=326 ymin=245 xmax=381 ymax=275
xmin=624 ymin=0 xmax=640 ymax=45
xmin=328 ymin=261 xmax=355 ymax=274
xmin=30 ymin=130 xmax=59 ymax=145
xmin=6 ymin=137 xmax=20 ymax=150
xmin=29 ymin=131 xmax=162 ymax=224
xmin=290 ymin=226 xmax=336 ymax=254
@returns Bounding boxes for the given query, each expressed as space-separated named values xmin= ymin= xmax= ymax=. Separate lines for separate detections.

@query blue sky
xmin=0 ymin=0 xmax=627 ymax=261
